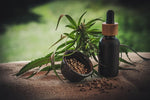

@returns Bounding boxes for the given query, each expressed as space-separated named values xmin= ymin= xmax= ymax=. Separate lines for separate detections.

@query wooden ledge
xmin=0 ymin=52 xmax=150 ymax=100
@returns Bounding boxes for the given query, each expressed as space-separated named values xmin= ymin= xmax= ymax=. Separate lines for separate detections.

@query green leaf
xmin=56 ymin=14 xmax=77 ymax=30
xmin=93 ymin=64 xmax=98 ymax=68
xmin=91 ymin=52 xmax=98 ymax=62
xmin=88 ymin=30 xmax=102 ymax=37
xmin=56 ymin=14 xmax=64 ymax=30
xmin=83 ymin=19 xmax=85 ymax=23
xmin=56 ymin=42 xmax=75 ymax=54
xmin=87 ymin=29 xmax=99 ymax=31
xmin=65 ymin=15 xmax=77 ymax=28
xmin=50 ymin=53 xmax=63 ymax=81
xmin=85 ymin=43 xmax=89 ymax=49
xmin=65 ymin=25 xmax=76 ymax=29
xmin=40 ymin=64 xmax=61 ymax=71
xmin=45 ymin=52 xmax=53 ymax=58
xmin=93 ymin=69 xmax=103 ymax=77
xmin=16 ymin=53 xmax=52 ymax=76
xmin=120 ymin=45 xmax=132 ymax=62
xmin=45 ymin=52 xmax=55 ymax=75
xmin=93 ymin=69 xmax=99 ymax=76
xmin=120 ymin=44 xmax=150 ymax=60
xmin=119 ymin=66 xmax=138 ymax=71
xmin=63 ymin=31 xmax=76 ymax=39
xmin=78 ymin=11 xmax=87 ymax=26
xmin=52 ymin=65 xmax=63 ymax=81
xmin=25 ymin=71 xmax=37 ymax=79
xmin=87 ymin=29 xmax=102 ymax=33
xmin=75 ymin=34 xmax=81 ymax=49
xmin=63 ymin=50 xmax=76 ymax=56
xmin=69 ymin=30 xmax=76 ymax=38
xmin=45 ymin=65 xmax=51 ymax=75
xmin=55 ymin=55 xmax=63 ymax=61
xmin=86 ymin=18 xmax=104 ymax=26
xmin=64 ymin=33 xmax=73 ymax=39
xmin=119 ymin=57 xmax=135 ymax=66
xmin=90 ymin=38 xmax=100 ymax=45
xmin=49 ymin=35 xmax=66 ymax=49
xmin=26 ymin=64 xmax=61 ymax=79
xmin=56 ymin=40 xmax=74 ymax=51
xmin=85 ymin=22 xmax=96 ymax=29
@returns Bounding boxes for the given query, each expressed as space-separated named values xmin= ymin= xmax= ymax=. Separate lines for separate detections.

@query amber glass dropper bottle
xmin=98 ymin=10 xmax=120 ymax=77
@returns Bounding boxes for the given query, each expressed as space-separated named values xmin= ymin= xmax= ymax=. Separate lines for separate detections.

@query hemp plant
xmin=16 ymin=12 xmax=149 ymax=79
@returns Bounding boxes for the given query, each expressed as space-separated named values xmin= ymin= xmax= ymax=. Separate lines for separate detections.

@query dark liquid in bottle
xmin=98 ymin=36 xmax=120 ymax=77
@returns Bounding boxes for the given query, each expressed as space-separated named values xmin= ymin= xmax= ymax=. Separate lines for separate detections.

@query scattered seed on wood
xmin=77 ymin=84 xmax=83 ymax=87
xmin=77 ymin=78 xmax=119 ymax=94
xmin=96 ymin=84 xmax=101 ymax=88
xmin=89 ymin=87 xmax=92 ymax=90
xmin=80 ymin=87 xmax=86 ymax=92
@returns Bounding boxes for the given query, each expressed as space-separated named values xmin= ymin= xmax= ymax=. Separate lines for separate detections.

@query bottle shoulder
xmin=99 ymin=36 xmax=120 ymax=44
xmin=100 ymin=36 xmax=119 ymax=41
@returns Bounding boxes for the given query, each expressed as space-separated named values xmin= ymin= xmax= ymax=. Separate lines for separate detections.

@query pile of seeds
xmin=66 ymin=58 xmax=88 ymax=74
xmin=77 ymin=78 xmax=118 ymax=93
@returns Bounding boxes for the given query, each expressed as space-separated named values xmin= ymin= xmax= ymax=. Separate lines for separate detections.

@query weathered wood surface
xmin=0 ymin=53 xmax=150 ymax=100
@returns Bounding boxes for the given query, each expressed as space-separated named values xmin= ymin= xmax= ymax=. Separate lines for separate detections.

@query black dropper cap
xmin=106 ymin=10 xmax=114 ymax=24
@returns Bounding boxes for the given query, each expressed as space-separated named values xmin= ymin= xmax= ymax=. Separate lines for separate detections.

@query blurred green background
xmin=0 ymin=0 xmax=150 ymax=63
